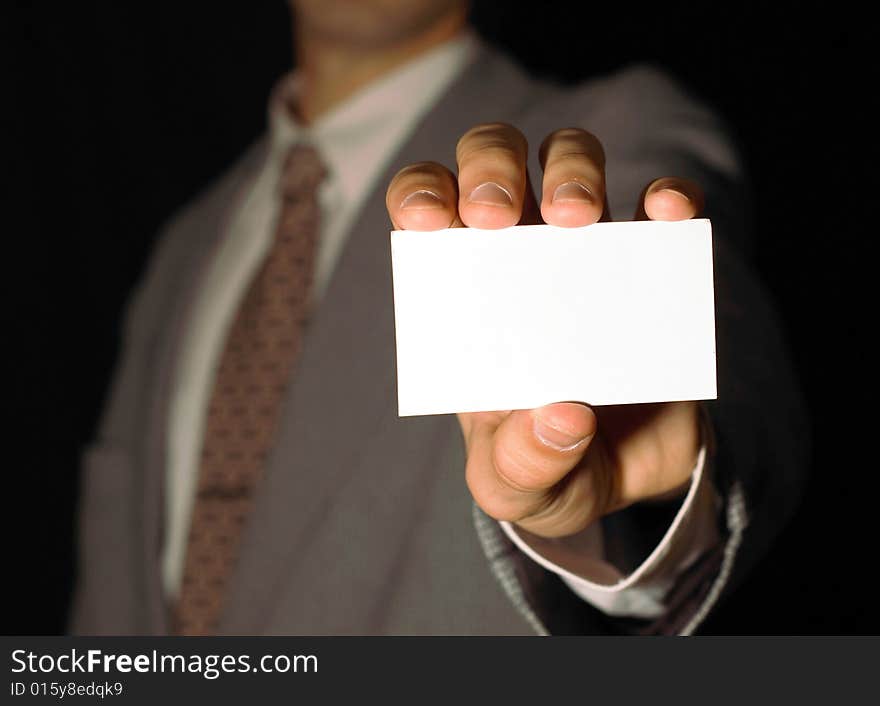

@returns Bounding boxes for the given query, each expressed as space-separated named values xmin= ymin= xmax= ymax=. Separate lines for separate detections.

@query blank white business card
xmin=390 ymin=219 xmax=716 ymax=417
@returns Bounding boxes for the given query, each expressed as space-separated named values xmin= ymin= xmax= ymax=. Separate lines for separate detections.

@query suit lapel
xmin=219 ymin=45 xmax=539 ymax=633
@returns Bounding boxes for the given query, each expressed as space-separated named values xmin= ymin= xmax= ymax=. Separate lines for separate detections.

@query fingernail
xmin=400 ymin=189 xmax=445 ymax=210
xmin=533 ymin=406 xmax=593 ymax=451
xmin=552 ymin=181 xmax=595 ymax=204
xmin=655 ymin=187 xmax=691 ymax=203
xmin=467 ymin=182 xmax=513 ymax=207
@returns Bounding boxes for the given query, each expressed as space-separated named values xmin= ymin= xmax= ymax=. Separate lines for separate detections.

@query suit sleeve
xmin=498 ymin=65 xmax=809 ymax=634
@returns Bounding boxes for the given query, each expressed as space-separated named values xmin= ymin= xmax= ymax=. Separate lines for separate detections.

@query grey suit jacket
xmin=70 ymin=43 xmax=808 ymax=635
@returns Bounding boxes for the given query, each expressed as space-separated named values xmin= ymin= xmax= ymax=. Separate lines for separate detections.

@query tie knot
xmin=280 ymin=143 xmax=327 ymax=200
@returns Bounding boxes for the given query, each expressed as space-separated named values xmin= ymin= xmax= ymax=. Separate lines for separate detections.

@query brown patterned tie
xmin=173 ymin=144 xmax=326 ymax=635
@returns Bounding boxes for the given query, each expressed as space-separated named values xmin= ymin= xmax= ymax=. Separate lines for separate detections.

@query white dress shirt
xmin=161 ymin=29 xmax=720 ymax=620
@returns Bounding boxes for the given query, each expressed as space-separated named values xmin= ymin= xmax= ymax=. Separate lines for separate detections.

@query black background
xmin=2 ymin=1 xmax=873 ymax=634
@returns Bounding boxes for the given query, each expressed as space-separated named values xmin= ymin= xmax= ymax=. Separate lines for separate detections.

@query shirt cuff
xmin=499 ymin=443 xmax=720 ymax=619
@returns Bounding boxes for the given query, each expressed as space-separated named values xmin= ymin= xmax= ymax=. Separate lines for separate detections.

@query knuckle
xmin=649 ymin=175 xmax=695 ymax=196
xmin=461 ymin=147 xmax=523 ymax=178
xmin=549 ymin=126 xmax=596 ymax=144
xmin=464 ymin=461 xmax=521 ymax=523
xmin=460 ymin=121 xmax=518 ymax=141
xmin=388 ymin=162 xmax=455 ymax=207
xmin=394 ymin=161 xmax=449 ymax=183
xmin=407 ymin=159 xmax=448 ymax=173
xmin=491 ymin=439 xmax=553 ymax=494
xmin=544 ymin=152 xmax=606 ymax=184
xmin=456 ymin=122 xmax=527 ymax=163
xmin=648 ymin=175 xmax=678 ymax=190
xmin=645 ymin=176 xmax=704 ymax=216
xmin=540 ymin=127 xmax=605 ymax=166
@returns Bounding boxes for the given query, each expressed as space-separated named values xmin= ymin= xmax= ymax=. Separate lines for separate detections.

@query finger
xmin=463 ymin=403 xmax=600 ymax=534
xmin=456 ymin=122 xmax=531 ymax=229
xmin=386 ymin=161 xmax=461 ymax=231
xmin=635 ymin=176 xmax=704 ymax=221
xmin=538 ymin=128 xmax=607 ymax=227
xmin=593 ymin=401 xmax=700 ymax=507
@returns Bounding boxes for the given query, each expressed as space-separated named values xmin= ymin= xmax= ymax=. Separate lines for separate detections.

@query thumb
xmin=463 ymin=403 xmax=611 ymax=537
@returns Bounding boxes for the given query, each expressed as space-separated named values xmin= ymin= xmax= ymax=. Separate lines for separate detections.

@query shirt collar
xmin=267 ymin=30 xmax=480 ymax=207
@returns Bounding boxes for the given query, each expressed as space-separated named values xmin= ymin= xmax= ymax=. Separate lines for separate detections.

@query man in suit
xmin=70 ymin=0 xmax=807 ymax=635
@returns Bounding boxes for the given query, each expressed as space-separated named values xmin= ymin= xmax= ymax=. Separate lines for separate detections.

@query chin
xmin=292 ymin=0 xmax=464 ymax=48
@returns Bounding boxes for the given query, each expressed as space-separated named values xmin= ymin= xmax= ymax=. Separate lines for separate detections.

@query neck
xmin=293 ymin=11 xmax=467 ymax=124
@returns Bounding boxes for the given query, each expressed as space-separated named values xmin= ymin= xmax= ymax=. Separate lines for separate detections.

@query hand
xmin=385 ymin=124 xmax=704 ymax=538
